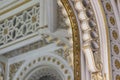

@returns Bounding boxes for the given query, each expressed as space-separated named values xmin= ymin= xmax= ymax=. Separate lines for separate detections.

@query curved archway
xmin=15 ymin=53 xmax=74 ymax=80
xmin=1 ymin=0 xmax=120 ymax=80
xmin=25 ymin=66 xmax=63 ymax=80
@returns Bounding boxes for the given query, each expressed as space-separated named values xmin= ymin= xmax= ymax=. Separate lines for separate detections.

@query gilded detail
xmin=116 ymin=75 xmax=120 ymax=80
xmin=60 ymin=0 xmax=81 ymax=80
xmin=112 ymin=30 xmax=118 ymax=40
xmin=110 ymin=17 xmax=115 ymax=25
xmin=106 ymin=2 xmax=112 ymax=12
xmin=92 ymin=72 xmax=103 ymax=80
xmin=115 ymin=59 xmax=120 ymax=69
xmin=9 ymin=61 xmax=24 ymax=80
xmin=32 ymin=16 xmax=37 ymax=23
xmin=3 ymin=28 xmax=8 ymax=35
xmin=113 ymin=45 xmax=119 ymax=54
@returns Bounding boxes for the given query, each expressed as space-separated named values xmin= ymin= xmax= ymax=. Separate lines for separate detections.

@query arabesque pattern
xmin=0 ymin=4 xmax=40 ymax=46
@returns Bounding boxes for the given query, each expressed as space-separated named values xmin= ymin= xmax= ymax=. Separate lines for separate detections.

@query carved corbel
xmin=82 ymin=43 xmax=102 ymax=72
xmin=82 ymin=43 xmax=104 ymax=80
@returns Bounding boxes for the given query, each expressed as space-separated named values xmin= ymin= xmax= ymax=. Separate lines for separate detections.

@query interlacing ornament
xmin=9 ymin=61 xmax=24 ymax=80
xmin=60 ymin=0 xmax=81 ymax=80
xmin=113 ymin=45 xmax=119 ymax=55
xmin=0 ymin=4 xmax=40 ymax=47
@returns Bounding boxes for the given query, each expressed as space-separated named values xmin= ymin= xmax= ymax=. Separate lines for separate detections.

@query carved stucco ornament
xmin=74 ymin=0 xmax=102 ymax=72
xmin=73 ymin=0 xmax=108 ymax=80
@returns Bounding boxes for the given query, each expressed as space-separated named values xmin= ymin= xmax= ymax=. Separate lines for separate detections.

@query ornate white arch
xmin=14 ymin=53 xmax=74 ymax=80
xmin=1 ymin=0 xmax=120 ymax=80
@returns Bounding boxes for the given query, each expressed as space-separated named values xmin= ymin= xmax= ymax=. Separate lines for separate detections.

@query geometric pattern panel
xmin=0 ymin=4 xmax=40 ymax=46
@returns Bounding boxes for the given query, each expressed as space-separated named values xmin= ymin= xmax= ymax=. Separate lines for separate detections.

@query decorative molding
xmin=101 ymin=0 xmax=120 ymax=80
xmin=73 ymin=0 xmax=102 ymax=76
xmin=77 ymin=0 xmax=101 ymax=72
xmin=0 ymin=0 xmax=31 ymax=16
xmin=0 ymin=0 xmax=18 ymax=10
xmin=15 ymin=54 xmax=73 ymax=80
xmin=60 ymin=0 xmax=81 ymax=80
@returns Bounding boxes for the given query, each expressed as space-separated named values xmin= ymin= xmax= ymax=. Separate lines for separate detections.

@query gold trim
xmin=112 ymin=30 xmax=118 ymax=40
xmin=0 ymin=0 xmax=31 ymax=15
xmin=105 ymin=2 xmax=112 ymax=12
xmin=113 ymin=45 xmax=119 ymax=54
xmin=61 ymin=0 xmax=81 ymax=80
xmin=98 ymin=0 xmax=112 ymax=80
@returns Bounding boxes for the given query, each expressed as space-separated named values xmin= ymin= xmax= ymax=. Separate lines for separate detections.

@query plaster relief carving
xmin=0 ymin=0 xmax=120 ymax=80
xmin=0 ymin=4 xmax=40 ymax=47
